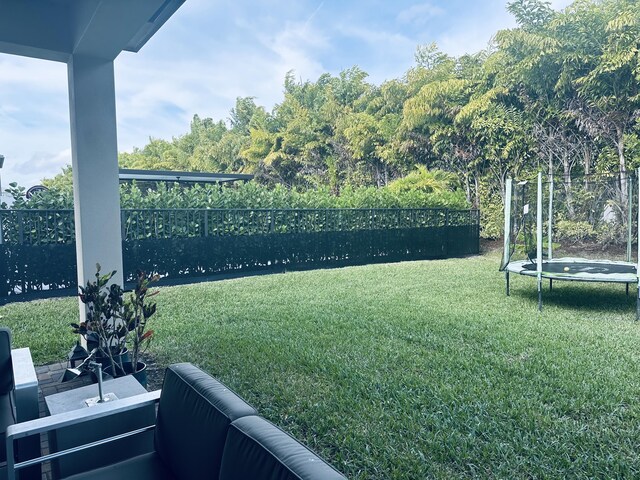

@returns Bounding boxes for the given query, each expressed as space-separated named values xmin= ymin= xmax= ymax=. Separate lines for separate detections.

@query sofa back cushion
xmin=0 ymin=327 xmax=13 ymax=395
xmin=154 ymin=363 xmax=257 ymax=480
xmin=219 ymin=415 xmax=347 ymax=480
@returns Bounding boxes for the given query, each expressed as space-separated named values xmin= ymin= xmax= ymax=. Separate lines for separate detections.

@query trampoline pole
xmin=548 ymin=175 xmax=553 ymax=260
xmin=627 ymin=174 xmax=633 ymax=262
xmin=537 ymin=172 xmax=543 ymax=312
xmin=549 ymin=279 xmax=553 ymax=291
xmin=502 ymin=178 xmax=513 ymax=297
xmin=626 ymin=283 xmax=629 ymax=297
xmin=506 ymin=271 xmax=510 ymax=296
xmin=538 ymin=276 xmax=542 ymax=312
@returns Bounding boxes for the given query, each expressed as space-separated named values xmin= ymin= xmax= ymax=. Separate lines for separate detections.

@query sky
xmin=0 ymin=0 xmax=572 ymax=190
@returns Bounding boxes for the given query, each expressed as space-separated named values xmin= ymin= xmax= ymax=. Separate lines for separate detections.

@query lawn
xmin=3 ymin=252 xmax=640 ymax=479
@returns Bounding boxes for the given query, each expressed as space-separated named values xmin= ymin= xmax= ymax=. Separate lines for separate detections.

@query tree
xmin=562 ymin=0 xmax=640 ymax=202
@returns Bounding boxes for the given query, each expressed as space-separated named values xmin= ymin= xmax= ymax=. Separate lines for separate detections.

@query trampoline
xmin=500 ymin=171 xmax=640 ymax=318
xmin=505 ymin=258 xmax=637 ymax=283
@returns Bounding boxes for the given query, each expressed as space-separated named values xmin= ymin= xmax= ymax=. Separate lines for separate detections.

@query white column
xmin=68 ymin=55 xmax=123 ymax=321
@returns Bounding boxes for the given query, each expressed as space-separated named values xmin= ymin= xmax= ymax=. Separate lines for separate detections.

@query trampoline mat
xmin=505 ymin=257 xmax=637 ymax=283
xmin=522 ymin=261 xmax=636 ymax=275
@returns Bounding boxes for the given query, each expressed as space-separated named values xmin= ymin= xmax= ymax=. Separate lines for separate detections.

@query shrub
xmin=595 ymin=222 xmax=627 ymax=247
xmin=9 ymin=176 xmax=470 ymax=211
xmin=555 ymin=220 xmax=596 ymax=244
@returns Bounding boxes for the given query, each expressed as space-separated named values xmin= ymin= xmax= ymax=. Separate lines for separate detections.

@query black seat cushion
xmin=0 ymin=392 xmax=15 ymax=464
xmin=154 ymin=363 xmax=257 ymax=480
xmin=63 ymin=452 xmax=174 ymax=480
xmin=0 ymin=328 xmax=13 ymax=395
xmin=219 ymin=416 xmax=347 ymax=480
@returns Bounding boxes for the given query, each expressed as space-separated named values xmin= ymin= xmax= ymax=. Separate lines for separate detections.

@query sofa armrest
xmin=6 ymin=389 xmax=161 ymax=480
xmin=11 ymin=347 xmax=38 ymax=423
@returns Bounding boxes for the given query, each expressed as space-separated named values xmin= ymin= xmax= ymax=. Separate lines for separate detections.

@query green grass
xmin=3 ymin=253 xmax=640 ymax=478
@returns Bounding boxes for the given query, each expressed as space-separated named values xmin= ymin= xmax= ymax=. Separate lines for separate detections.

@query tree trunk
xmin=464 ymin=173 xmax=471 ymax=205
xmin=474 ymin=173 xmax=480 ymax=209
xmin=563 ymin=151 xmax=575 ymax=218
xmin=498 ymin=169 xmax=507 ymax=204
xmin=584 ymin=147 xmax=590 ymax=191
xmin=616 ymin=126 xmax=627 ymax=207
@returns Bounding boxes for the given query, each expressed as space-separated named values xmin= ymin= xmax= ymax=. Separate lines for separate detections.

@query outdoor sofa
xmin=6 ymin=362 xmax=347 ymax=480
xmin=0 ymin=328 xmax=40 ymax=480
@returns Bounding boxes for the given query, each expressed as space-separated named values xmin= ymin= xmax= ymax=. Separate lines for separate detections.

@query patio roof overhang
xmin=0 ymin=0 xmax=187 ymax=321
xmin=119 ymin=169 xmax=254 ymax=184
xmin=0 ymin=0 xmax=186 ymax=62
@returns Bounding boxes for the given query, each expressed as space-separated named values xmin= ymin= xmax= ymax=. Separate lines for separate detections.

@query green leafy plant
xmin=2 ymin=182 xmax=27 ymax=209
xmin=123 ymin=271 xmax=159 ymax=374
xmin=555 ymin=220 xmax=596 ymax=244
xmin=595 ymin=222 xmax=626 ymax=248
xmin=71 ymin=264 xmax=127 ymax=376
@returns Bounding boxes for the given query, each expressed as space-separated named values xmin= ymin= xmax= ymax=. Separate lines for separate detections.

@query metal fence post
xmin=476 ymin=210 xmax=480 ymax=254
xmin=443 ymin=209 xmax=449 ymax=256
xmin=120 ymin=211 xmax=126 ymax=241
xmin=17 ymin=211 xmax=24 ymax=245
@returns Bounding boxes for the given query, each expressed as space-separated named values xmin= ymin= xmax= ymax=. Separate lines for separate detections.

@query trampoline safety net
xmin=501 ymin=171 xmax=638 ymax=270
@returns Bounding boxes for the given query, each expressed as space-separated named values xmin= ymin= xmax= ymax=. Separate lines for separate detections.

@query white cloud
xmin=337 ymin=24 xmax=415 ymax=51
xmin=260 ymin=22 xmax=328 ymax=82
xmin=14 ymin=149 xmax=71 ymax=178
xmin=0 ymin=54 xmax=70 ymax=188
xmin=111 ymin=8 xmax=332 ymax=152
xmin=113 ymin=29 xmax=325 ymax=152
xmin=331 ymin=23 xmax=419 ymax=83
xmin=0 ymin=55 xmax=67 ymax=92
xmin=435 ymin=3 xmax=515 ymax=57
xmin=397 ymin=3 xmax=445 ymax=26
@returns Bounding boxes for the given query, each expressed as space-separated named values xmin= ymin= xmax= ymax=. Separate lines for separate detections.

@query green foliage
xmin=507 ymin=0 xmax=555 ymax=31
xmin=73 ymin=266 xmax=160 ymax=376
xmin=480 ymin=200 xmax=504 ymax=240
xmin=555 ymin=219 xmax=596 ymax=243
xmin=73 ymin=265 xmax=127 ymax=375
xmin=388 ymin=166 xmax=459 ymax=194
xmin=123 ymin=271 xmax=159 ymax=373
xmin=595 ymin=221 xmax=627 ymax=247
xmin=12 ymin=177 xmax=470 ymax=212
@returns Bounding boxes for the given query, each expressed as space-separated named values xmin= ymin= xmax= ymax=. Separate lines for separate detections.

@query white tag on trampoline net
xmin=523 ymin=204 xmax=529 ymax=215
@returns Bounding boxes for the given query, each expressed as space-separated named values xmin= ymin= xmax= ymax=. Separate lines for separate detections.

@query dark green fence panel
xmin=122 ymin=224 xmax=469 ymax=282
xmin=0 ymin=208 xmax=479 ymax=301
xmin=0 ymin=244 xmax=77 ymax=298
xmin=0 ymin=210 xmax=75 ymax=245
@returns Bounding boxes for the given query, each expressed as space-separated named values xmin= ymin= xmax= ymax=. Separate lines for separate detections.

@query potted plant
xmin=71 ymin=264 xmax=128 ymax=377
xmin=119 ymin=270 xmax=159 ymax=387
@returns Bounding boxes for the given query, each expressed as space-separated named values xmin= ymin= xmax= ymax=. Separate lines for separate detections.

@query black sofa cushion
xmin=0 ymin=393 xmax=15 ymax=464
xmin=0 ymin=328 xmax=13 ymax=466
xmin=219 ymin=415 xmax=347 ymax=480
xmin=154 ymin=363 xmax=257 ymax=480
xmin=64 ymin=452 xmax=175 ymax=480
xmin=0 ymin=328 xmax=13 ymax=395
